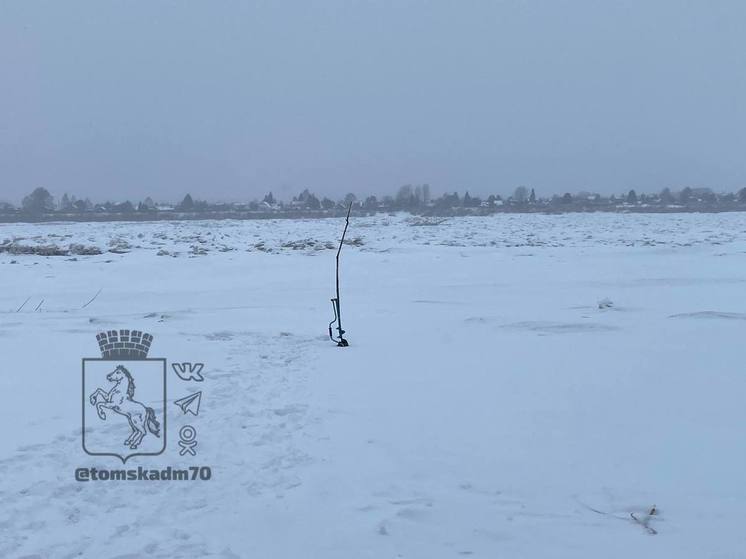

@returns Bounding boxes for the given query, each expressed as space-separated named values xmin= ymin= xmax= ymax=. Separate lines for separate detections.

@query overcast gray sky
xmin=1 ymin=1 xmax=745 ymax=204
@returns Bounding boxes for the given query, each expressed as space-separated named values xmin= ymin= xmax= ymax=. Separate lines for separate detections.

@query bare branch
xmin=16 ymin=296 xmax=31 ymax=312
xmin=81 ymin=288 xmax=103 ymax=309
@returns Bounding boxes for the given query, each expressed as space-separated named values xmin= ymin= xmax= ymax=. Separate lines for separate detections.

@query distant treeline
xmin=2 ymin=184 xmax=746 ymax=222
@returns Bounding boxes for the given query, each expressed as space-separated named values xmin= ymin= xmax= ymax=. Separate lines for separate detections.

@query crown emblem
xmin=96 ymin=330 xmax=153 ymax=360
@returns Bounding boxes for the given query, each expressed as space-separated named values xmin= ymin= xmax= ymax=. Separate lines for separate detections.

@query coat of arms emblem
xmin=82 ymin=330 xmax=167 ymax=462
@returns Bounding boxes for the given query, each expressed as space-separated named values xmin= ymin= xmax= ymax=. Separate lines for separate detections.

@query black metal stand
xmin=328 ymin=203 xmax=352 ymax=347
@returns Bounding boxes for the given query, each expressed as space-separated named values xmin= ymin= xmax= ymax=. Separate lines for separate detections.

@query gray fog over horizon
xmin=2 ymin=1 xmax=745 ymax=204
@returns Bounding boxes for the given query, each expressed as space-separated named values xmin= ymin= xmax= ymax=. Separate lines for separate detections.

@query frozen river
xmin=1 ymin=212 xmax=744 ymax=557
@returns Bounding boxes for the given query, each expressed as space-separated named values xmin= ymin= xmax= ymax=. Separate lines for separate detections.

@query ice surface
xmin=1 ymin=212 xmax=745 ymax=557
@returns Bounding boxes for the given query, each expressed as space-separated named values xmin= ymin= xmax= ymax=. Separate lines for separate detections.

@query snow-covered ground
xmin=1 ymin=212 xmax=745 ymax=558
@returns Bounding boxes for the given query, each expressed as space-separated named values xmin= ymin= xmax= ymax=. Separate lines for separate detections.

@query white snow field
xmin=1 ymin=212 xmax=745 ymax=558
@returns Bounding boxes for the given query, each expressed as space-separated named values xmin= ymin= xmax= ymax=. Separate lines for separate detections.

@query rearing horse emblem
xmin=82 ymin=330 xmax=167 ymax=462
xmin=89 ymin=365 xmax=161 ymax=449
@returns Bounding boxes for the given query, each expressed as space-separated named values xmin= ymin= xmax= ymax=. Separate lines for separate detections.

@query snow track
xmin=0 ymin=329 xmax=319 ymax=558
